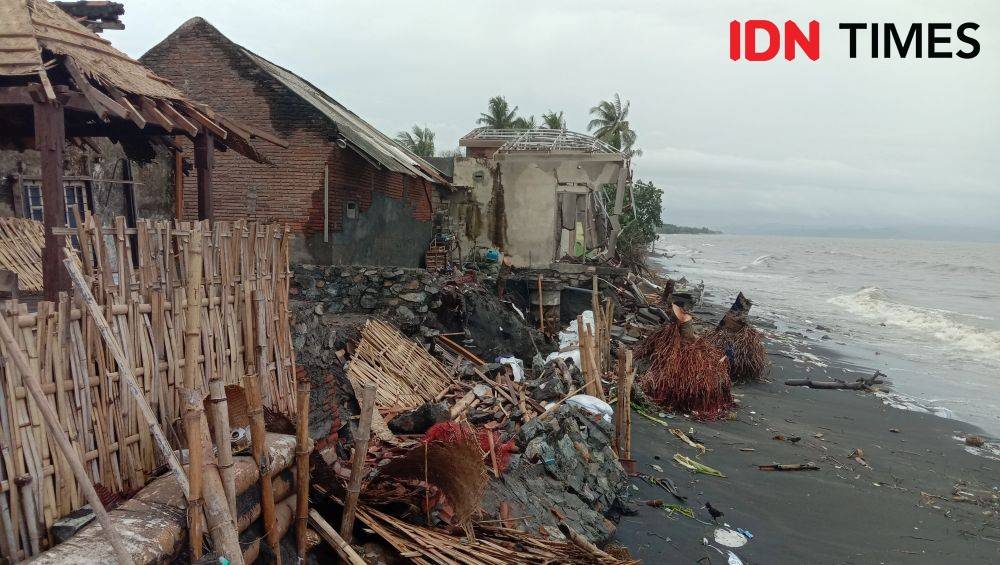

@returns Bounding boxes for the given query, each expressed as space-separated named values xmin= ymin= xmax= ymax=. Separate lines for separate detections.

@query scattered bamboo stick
xmin=309 ymin=509 xmax=366 ymax=565
xmin=341 ymin=384 xmax=376 ymax=545
xmin=0 ymin=311 xmax=133 ymax=564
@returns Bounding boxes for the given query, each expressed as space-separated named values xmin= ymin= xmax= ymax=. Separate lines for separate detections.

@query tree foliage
xmin=395 ymin=125 xmax=435 ymax=157
xmin=541 ymin=110 xmax=567 ymax=129
xmin=603 ymin=178 xmax=663 ymax=268
xmin=588 ymin=93 xmax=641 ymax=157
xmin=477 ymin=96 xmax=519 ymax=128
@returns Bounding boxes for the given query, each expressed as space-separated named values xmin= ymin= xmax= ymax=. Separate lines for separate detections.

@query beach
xmin=614 ymin=253 xmax=1000 ymax=564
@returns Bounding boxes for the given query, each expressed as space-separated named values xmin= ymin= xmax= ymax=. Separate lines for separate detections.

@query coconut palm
xmin=588 ymin=93 xmax=640 ymax=156
xmin=477 ymin=96 xmax=518 ymax=128
xmin=512 ymin=115 xmax=536 ymax=130
xmin=395 ymin=125 xmax=435 ymax=157
xmin=541 ymin=110 xmax=567 ymax=129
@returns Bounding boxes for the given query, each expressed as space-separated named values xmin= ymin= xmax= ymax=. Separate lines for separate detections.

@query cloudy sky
xmin=112 ymin=1 xmax=999 ymax=237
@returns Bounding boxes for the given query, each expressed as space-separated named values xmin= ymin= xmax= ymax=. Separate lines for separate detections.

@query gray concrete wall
xmin=294 ymin=190 xmax=433 ymax=267
xmin=446 ymin=153 xmax=622 ymax=268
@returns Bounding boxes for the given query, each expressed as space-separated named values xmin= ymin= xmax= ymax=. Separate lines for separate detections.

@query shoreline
xmin=615 ymin=286 xmax=999 ymax=563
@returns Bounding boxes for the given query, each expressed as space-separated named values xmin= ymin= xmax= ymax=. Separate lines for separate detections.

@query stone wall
xmin=291 ymin=264 xmax=443 ymax=328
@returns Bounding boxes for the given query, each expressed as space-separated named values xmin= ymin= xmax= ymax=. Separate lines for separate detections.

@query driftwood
xmin=758 ymin=463 xmax=820 ymax=472
xmin=784 ymin=375 xmax=885 ymax=390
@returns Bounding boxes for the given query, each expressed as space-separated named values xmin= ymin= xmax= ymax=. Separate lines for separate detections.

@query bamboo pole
xmin=0 ymin=312 xmax=133 ymax=564
xmin=244 ymin=373 xmax=281 ymax=564
xmin=295 ymin=367 xmax=311 ymax=559
xmin=208 ymin=374 xmax=236 ymax=519
xmin=182 ymin=230 xmax=206 ymax=558
xmin=340 ymin=384 xmax=376 ymax=545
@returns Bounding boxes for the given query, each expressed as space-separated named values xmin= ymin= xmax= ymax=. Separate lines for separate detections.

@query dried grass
xmin=708 ymin=324 xmax=770 ymax=384
xmin=637 ymin=321 xmax=734 ymax=419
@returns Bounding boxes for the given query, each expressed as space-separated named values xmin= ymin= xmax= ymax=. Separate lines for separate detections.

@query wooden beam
xmin=34 ymin=100 xmax=69 ymax=301
xmin=136 ymin=96 xmax=175 ymax=131
xmin=180 ymin=105 xmax=227 ymax=140
xmin=156 ymin=100 xmax=198 ymax=137
xmin=194 ymin=131 xmax=214 ymax=221
xmin=104 ymin=86 xmax=146 ymax=129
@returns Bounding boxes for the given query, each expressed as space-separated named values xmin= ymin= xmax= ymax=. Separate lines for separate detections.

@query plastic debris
xmin=566 ymin=394 xmax=614 ymax=423
xmin=714 ymin=528 xmax=748 ymax=548
xmin=674 ymin=454 xmax=726 ymax=478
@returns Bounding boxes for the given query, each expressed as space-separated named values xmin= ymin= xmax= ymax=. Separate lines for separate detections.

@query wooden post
xmin=295 ymin=367 xmax=311 ymax=559
xmin=0 ymin=312 xmax=133 ymax=564
xmin=34 ymin=101 xmax=69 ymax=301
xmin=173 ymin=147 xmax=184 ymax=219
xmin=182 ymin=229 xmax=206 ymax=558
xmin=340 ymin=384 xmax=376 ymax=545
xmin=244 ymin=373 xmax=281 ymax=564
xmin=194 ymin=131 xmax=214 ymax=221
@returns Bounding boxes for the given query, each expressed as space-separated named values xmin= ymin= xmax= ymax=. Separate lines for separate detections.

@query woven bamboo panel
xmin=0 ymin=214 xmax=295 ymax=562
xmin=347 ymin=319 xmax=452 ymax=410
xmin=0 ymin=217 xmax=44 ymax=293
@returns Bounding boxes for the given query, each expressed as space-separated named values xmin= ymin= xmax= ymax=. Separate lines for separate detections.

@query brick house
xmin=140 ymin=17 xmax=450 ymax=266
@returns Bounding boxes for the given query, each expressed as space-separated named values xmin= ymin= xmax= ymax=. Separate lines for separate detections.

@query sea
xmin=649 ymin=234 xmax=1000 ymax=436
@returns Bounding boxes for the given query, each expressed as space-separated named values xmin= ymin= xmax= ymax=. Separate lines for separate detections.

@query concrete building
xmin=139 ymin=17 xmax=451 ymax=266
xmin=443 ymin=128 xmax=627 ymax=268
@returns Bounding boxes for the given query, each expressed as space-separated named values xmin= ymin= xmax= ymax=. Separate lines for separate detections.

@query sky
xmin=111 ymin=1 xmax=999 ymax=238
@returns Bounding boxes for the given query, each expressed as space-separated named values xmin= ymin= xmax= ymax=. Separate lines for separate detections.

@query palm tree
xmin=541 ymin=110 xmax=566 ymax=129
xmin=512 ymin=115 xmax=536 ymax=130
xmin=395 ymin=125 xmax=435 ymax=158
xmin=477 ymin=96 xmax=518 ymax=128
xmin=588 ymin=93 xmax=640 ymax=156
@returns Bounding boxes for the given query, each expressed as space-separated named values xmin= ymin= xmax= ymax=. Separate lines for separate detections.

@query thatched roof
xmin=0 ymin=0 xmax=282 ymax=162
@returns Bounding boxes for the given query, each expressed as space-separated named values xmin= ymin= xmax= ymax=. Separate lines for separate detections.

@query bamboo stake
xmin=0 ymin=312 xmax=133 ymax=564
xmin=341 ymin=384 xmax=376 ymax=545
xmin=244 ymin=373 xmax=281 ymax=564
xmin=295 ymin=367 xmax=311 ymax=559
xmin=182 ymin=230 xmax=206 ymax=558
xmin=208 ymin=374 xmax=236 ymax=519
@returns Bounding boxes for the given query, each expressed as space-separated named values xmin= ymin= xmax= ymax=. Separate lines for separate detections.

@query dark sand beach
xmin=615 ymin=337 xmax=999 ymax=564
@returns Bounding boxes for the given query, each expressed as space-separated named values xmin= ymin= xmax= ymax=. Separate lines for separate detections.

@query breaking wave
xmin=829 ymin=287 xmax=1000 ymax=366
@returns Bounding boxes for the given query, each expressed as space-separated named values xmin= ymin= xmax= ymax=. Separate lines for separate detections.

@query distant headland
xmin=658 ymin=224 xmax=721 ymax=235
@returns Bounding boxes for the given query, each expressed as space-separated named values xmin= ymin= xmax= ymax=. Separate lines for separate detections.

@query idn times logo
xmin=730 ymin=21 xmax=980 ymax=61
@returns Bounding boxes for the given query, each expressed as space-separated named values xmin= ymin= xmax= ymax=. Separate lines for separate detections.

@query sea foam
xmin=829 ymin=287 xmax=1000 ymax=366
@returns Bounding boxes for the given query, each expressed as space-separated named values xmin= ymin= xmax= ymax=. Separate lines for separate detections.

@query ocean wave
xmin=829 ymin=287 xmax=1000 ymax=366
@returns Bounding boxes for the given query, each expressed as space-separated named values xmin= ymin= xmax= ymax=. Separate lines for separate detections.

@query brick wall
xmin=141 ymin=18 xmax=434 ymax=237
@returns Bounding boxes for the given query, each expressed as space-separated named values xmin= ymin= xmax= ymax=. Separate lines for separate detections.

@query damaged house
xmin=444 ymin=128 xmax=627 ymax=268
xmin=139 ymin=17 xmax=451 ymax=266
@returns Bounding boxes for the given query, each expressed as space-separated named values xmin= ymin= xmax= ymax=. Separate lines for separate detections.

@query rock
xmin=387 ymin=402 xmax=450 ymax=435
xmin=396 ymin=305 xmax=416 ymax=320
xmin=400 ymin=291 xmax=427 ymax=303
xmin=359 ymin=295 xmax=378 ymax=309
xmin=52 ymin=506 xmax=95 ymax=544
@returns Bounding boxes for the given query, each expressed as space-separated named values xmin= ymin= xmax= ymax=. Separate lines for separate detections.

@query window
xmin=346 ymin=201 xmax=358 ymax=219
xmin=21 ymin=181 xmax=91 ymax=226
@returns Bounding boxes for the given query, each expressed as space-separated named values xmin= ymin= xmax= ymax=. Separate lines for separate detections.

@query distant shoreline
xmin=657 ymin=223 xmax=721 ymax=235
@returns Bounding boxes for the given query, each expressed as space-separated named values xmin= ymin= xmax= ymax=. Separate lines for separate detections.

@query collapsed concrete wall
xmin=444 ymin=154 xmax=622 ymax=268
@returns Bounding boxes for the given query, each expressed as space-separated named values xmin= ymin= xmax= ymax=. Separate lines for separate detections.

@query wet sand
xmin=615 ymin=348 xmax=999 ymax=564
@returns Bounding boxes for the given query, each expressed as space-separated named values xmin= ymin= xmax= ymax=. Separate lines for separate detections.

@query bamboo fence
xmin=0 ymin=217 xmax=45 ymax=293
xmin=0 ymin=214 xmax=295 ymax=561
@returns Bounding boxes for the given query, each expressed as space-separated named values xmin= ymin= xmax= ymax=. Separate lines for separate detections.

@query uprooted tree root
xmin=636 ymin=321 xmax=734 ymax=419
xmin=708 ymin=324 xmax=770 ymax=384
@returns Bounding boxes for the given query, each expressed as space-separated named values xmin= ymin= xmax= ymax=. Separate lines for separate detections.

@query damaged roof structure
xmin=139 ymin=17 xmax=451 ymax=267
xmin=0 ymin=0 xmax=280 ymax=299
xmin=442 ymin=127 xmax=628 ymax=269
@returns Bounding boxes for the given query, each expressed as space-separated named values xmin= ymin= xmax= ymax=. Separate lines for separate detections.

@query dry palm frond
xmin=708 ymin=324 xmax=770 ymax=384
xmin=636 ymin=313 xmax=733 ymax=419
